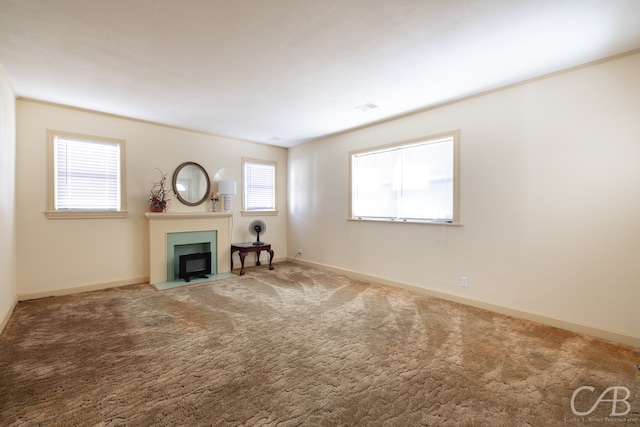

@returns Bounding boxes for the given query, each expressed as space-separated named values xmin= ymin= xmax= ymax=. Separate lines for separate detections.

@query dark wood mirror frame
xmin=172 ymin=162 xmax=211 ymax=207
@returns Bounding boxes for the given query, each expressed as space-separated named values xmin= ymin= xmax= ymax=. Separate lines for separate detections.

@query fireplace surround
xmin=145 ymin=212 xmax=232 ymax=285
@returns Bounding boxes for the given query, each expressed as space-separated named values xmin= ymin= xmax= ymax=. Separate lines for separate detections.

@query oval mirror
xmin=172 ymin=162 xmax=211 ymax=206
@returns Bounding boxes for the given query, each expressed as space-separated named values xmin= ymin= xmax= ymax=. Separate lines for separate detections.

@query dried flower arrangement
xmin=149 ymin=168 xmax=170 ymax=212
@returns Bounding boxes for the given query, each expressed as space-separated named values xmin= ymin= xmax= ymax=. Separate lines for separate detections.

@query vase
xmin=211 ymin=200 xmax=218 ymax=212
xmin=149 ymin=206 xmax=164 ymax=213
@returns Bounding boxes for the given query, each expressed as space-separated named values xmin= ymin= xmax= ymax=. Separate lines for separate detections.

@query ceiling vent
xmin=354 ymin=102 xmax=379 ymax=112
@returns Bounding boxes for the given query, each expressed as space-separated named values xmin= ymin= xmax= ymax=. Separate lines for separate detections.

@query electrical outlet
xmin=461 ymin=276 xmax=468 ymax=287
xmin=297 ymin=249 xmax=303 ymax=256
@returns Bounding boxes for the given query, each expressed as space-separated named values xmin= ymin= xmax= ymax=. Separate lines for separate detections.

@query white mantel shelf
xmin=145 ymin=212 xmax=232 ymax=220
xmin=145 ymin=211 xmax=233 ymax=284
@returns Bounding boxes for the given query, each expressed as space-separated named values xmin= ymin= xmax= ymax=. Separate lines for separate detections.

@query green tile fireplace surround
xmin=166 ymin=230 xmax=216 ymax=281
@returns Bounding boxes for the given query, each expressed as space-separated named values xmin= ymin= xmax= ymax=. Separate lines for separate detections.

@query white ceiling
xmin=1 ymin=0 xmax=640 ymax=148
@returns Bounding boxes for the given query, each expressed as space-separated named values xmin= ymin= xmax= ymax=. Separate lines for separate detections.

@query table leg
xmin=230 ymin=249 xmax=235 ymax=271
xmin=268 ymin=249 xmax=274 ymax=270
xmin=239 ymin=251 xmax=247 ymax=276
xmin=255 ymin=250 xmax=262 ymax=266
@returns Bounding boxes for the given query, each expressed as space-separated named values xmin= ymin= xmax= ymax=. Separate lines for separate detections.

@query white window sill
xmin=45 ymin=210 xmax=129 ymax=219
xmin=240 ymin=210 xmax=279 ymax=217
xmin=348 ymin=217 xmax=462 ymax=226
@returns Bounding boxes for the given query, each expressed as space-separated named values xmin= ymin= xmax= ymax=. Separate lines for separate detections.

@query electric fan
xmin=249 ymin=219 xmax=266 ymax=246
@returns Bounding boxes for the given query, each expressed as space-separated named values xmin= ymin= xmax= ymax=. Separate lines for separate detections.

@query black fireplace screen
xmin=178 ymin=252 xmax=212 ymax=282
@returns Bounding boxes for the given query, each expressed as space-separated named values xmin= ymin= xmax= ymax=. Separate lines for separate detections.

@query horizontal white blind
xmin=54 ymin=136 xmax=120 ymax=210
xmin=352 ymin=136 xmax=454 ymax=222
xmin=244 ymin=161 xmax=275 ymax=211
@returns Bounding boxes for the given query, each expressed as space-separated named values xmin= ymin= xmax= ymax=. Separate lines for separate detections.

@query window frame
xmin=46 ymin=129 xmax=128 ymax=219
xmin=241 ymin=157 xmax=278 ymax=216
xmin=348 ymin=130 xmax=461 ymax=225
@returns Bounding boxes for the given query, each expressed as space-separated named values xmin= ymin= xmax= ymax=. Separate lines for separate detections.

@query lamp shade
xmin=218 ymin=180 xmax=237 ymax=195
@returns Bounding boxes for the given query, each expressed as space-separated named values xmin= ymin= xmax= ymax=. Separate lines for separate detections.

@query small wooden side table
xmin=230 ymin=242 xmax=274 ymax=276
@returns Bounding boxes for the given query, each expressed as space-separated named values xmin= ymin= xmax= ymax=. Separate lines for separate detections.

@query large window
xmin=46 ymin=130 xmax=127 ymax=218
xmin=242 ymin=158 xmax=277 ymax=215
xmin=350 ymin=131 xmax=459 ymax=224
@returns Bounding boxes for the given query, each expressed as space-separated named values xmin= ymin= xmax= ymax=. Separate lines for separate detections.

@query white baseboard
xmin=0 ymin=295 xmax=18 ymax=335
xmin=17 ymin=276 xmax=150 ymax=301
xmin=289 ymin=258 xmax=640 ymax=349
xmin=15 ymin=258 xmax=289 ymax=300
xmin=16 ymin=258 xmax=289 ymax=300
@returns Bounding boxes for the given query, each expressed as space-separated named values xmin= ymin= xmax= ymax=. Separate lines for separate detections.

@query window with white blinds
xmin=47 ymin=130 xmax=127 ymax=218
xmin=350 ymin=131 xmax=460 ymax=224
xmin=242 ymin=159 xmax=276 ymax=213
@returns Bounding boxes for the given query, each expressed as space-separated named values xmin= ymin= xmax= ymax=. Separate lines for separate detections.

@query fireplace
xmin=166 ymin=230 xmax=216 ymax=282
xmin=145 ymin=212 xmax=233 ymax=285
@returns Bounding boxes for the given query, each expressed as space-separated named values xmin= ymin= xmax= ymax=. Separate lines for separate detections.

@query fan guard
xmin=249 ymin=219 xmax=266 ymax=246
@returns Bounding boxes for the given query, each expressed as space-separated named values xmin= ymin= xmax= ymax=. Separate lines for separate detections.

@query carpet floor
xmin=1 ymin=262 xmax=639 ymax=426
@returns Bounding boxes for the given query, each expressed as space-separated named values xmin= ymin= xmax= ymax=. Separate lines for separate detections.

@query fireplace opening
xmin=179 ymin=252 xmax=212 ymax=282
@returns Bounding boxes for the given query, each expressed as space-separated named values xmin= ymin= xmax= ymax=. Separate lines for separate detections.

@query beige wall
xmin=15 ymin=101 xmax=287 ymax=297
xmin=0 ymin=68 xmax=17 ymax=332
xmin=9 ymin=52 xmax=640 ymax=345
xmin=288 ymin=52 xmax=640 ymax=344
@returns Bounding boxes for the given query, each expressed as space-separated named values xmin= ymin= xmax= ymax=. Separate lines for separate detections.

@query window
xmin=242 ymin=158 xmax=277 ymax=215
xmin=350 ymin=131 xmax=459 ymax=224
xmin=46 ymin=130 xmax=127 ymax=218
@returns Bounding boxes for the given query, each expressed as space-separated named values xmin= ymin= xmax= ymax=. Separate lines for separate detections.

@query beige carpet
xmin=1 ymin=262 xmax=639 ymax=426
